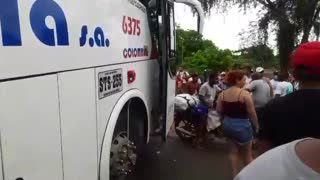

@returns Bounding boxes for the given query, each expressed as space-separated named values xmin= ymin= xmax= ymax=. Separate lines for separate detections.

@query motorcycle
xmin=174 ymin=94 xmax=223 ymax=142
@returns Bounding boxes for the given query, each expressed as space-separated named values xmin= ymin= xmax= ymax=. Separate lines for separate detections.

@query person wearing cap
xmin=255 ymin=67 xmax=264 ymax=74
xmin=218 ymin=72 xmax=228 ymax=90
xmin=248 ymin=67 xmax=273 ymax=105
xmin=255 ymin=66 xmax=272 ymax=83
xmin=256 ymin=41 xmax=320 ymax=155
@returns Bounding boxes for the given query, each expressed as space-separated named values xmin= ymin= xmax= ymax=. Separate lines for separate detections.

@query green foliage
xmin=176 ymin=28 xmax=279 ymax=73
xmin=236 ymin=44 xmax=277 ymax=67
xmin=198 ymin=0 xmax=320 ymax=74
xmin=176 ymin=29 xmax=234 ymax=74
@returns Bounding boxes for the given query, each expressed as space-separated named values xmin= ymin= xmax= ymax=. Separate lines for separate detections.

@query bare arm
xmin=295 ymin=139 xmax=320 ymax=173
xmin=265 ymin=79 xmax=274 ymax=97
xmin=243 ymin=92 xmax=259 ymax=132
xmin=245 ymin=80 xmax=255 ymax=92
xmin=216 ymin=93 xmax=223 ymax=114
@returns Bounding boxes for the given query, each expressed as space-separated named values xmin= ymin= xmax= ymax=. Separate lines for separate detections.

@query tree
xmin=176 ymin=29 xmax=214 ymax=58
xmin=177 ymin=29 xmax=203 ymax=65
xmin=236 ymin=44 xmax=277 ymax=68
xmin=184 ymin=47 xmax=234 ymax=73
xmin=198 ymin=0 xmax=320 ymax=75
xmin=176 ymin=28 xmax=234 ymax=73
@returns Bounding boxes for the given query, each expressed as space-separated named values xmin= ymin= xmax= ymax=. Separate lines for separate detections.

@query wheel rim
xmin=110 ymin=131 xmax=137 ymax=178
xmin=175 ymin=119 xmax=196 ymax=139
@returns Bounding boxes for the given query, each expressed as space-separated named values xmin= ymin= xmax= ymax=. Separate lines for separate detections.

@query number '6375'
xmin=122 ymin=16 xmax=141 ymax=36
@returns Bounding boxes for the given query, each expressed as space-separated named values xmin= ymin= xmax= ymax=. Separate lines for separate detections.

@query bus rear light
xmin=127 ymin=70 xmax=136 ymax=84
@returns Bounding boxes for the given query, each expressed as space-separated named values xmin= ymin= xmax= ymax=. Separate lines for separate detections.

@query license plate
xmin=98 ymin=69 xmax=123 ymax=99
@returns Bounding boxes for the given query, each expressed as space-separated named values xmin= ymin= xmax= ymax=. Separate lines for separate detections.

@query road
xmin=126 ymin=134 xmax=233 ymax=180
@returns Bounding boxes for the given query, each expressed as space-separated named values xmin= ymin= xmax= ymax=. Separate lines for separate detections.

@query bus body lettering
xmin=0 ymin=0 xmax=22 ymax=46
xmin=30 ymin=0 xmax=69 ymax=46
xmin=0 ymin=0 xmax=69 ymax=46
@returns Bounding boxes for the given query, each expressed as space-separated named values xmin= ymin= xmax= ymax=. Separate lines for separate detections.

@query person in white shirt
xmin=274 ymin=74 xmax=293 ymax=97
xmin=235 ymin=138 xmax=320 ymax=180
xmin=270 ymin=71 xmax=279 ymax=91
xmin=274 ymin=81 xmax=287 ymax=97
xmin=199 ymin=73 xmax=221 ymax=107
xmin=192 ymin=73 xmax=221 ymax=148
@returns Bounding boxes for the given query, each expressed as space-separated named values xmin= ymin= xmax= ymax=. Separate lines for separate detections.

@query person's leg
xmin=239 ymin=142 xmax=253 ymax=166
xmin=200 ymin=114 xmax=208 ymax=144
xmin=229 ymin=141 xmax=241 ymax=177
xmin=193 ymin=115 xmax=206 ymax=148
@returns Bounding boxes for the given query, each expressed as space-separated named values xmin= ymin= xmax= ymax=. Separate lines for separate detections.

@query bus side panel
xmin=0 ymin=0 xmax=152 ymax=81
xmin=58 ymin=69 xmax=98 ymax=180
xmin=96 ymin=64 xmax=128 ymax=160
xmin=0 ymin=132 xmax=3 ymax=180
xmin=0 ymin=75 xmax=63 ymax=180
xmin=96 ymin=60 xmax=158 ymax=158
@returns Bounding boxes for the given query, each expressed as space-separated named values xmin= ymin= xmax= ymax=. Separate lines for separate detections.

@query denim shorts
xmin=223 ymin=117 xmax=253 ymax=145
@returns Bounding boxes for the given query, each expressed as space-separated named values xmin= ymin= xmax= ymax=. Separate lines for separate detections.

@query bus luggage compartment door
xmin=0 ymin=75 xmax=63 ymax=180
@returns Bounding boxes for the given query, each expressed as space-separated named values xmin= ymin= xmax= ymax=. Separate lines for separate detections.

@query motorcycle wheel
xmin=174 ymin=112 xmax=196 ymax=142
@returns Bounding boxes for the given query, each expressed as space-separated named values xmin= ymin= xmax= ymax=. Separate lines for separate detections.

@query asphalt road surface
xmin=126 ymin=134 xmax=233 ymax=180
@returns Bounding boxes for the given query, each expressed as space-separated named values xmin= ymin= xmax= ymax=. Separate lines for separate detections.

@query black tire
xmin=129 ymin=105 xmax=146 ymax=156
xmin=174 ymin=112 xmax=196 ymax=142
xmin=110 ymin=102 xmax=146 ymax=180
xmin=112 ymin=107 xmax=128 ymax=140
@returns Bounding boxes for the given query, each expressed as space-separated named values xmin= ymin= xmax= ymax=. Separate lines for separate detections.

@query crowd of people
xmin=175 ymin=41 xmax=320 ymax=180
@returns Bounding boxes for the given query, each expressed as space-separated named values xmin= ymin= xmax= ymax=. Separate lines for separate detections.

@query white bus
xmin=0 ymin=0 xmax=204 ymax=180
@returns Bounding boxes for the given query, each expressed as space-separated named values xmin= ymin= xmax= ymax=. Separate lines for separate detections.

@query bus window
xmin=168 ymin=3 xmax=177 ymax=77
xmin=174 ymin=2 xmax=200 ymax=77
xmin=138 ymin=0 xmax=148 ymax=7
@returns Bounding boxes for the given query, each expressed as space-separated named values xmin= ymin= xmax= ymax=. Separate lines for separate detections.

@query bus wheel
xmin=110 ymin=131 xmax=137 ymax=178
xmin=110 ymin=99 xmax=146 ymax=180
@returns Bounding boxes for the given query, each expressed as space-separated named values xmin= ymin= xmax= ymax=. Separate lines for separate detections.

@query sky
xmin=174 ymin=4 xmax=262 ymax=51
